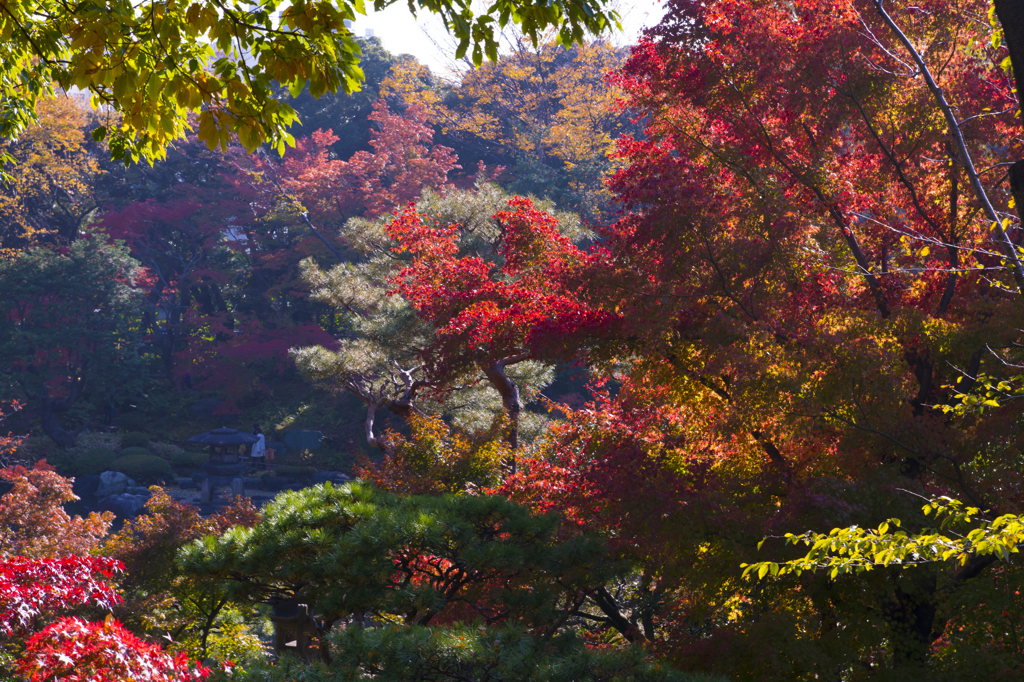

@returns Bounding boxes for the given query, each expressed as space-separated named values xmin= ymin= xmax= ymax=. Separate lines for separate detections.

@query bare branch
xmin=871 ymin=0 xmax=1024 ymax=292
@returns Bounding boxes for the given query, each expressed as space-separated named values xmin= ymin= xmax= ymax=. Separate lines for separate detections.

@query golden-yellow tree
xmin=0 ymin=96 xmax=101 ymax=249
xmin=384 ymin=38 xmax=629 ymax=217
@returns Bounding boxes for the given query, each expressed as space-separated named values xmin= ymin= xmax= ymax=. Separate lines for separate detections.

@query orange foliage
xmin=0 ymin=461 xmax=113 ymax=559
xmin=384 ymin=39 xmax=627 ymax=215
xmin=104 ymin=488 xmax=260 ymax=585
xmin=102 ymin=488 xmax=261 ymax=647
xmin=0 ymin=95 xmax=100 ymax=248
xmin=0 ymin=401 xmax=25 ymax=469
xmin=356 ymin=413 xmax=508 ymax=495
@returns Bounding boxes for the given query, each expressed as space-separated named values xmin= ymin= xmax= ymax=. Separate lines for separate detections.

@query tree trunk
xmin=482 ymin=358 xmax=524 ymax=453
xmin=39 ymin=398 xmax=78 ymax=449
xmin=32 ymin=362 xmax=89 ymax=449
xmin=482 ymin=357 xmax=529 ymax=474
xmin=994 ymin=0 xmax=1024 ymax=230
xmin=363 ymin=398 xmax=388 ymax=451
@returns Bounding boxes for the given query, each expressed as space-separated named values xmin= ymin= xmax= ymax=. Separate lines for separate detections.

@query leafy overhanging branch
xmin=743 ymin=496 xmax=1024 ymax=581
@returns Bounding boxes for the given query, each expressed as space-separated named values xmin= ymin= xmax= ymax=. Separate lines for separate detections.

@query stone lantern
xmin=187 ymin=427 xmax=258 ymax=503
xmin=269 ymin=600 xmax=320 ymax=661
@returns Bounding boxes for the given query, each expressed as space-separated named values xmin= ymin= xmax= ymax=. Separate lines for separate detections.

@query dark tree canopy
xmin=0 ymin=238 xmax=144 ymax=446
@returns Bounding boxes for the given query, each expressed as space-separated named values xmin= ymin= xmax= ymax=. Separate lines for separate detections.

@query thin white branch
xmin=871 ymin=0 xmax=1024 ymax=292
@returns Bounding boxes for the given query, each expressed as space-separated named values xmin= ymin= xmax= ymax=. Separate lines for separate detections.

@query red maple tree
xmin=386 ymin=196 xmax=615 ymax=451
xmin=381 ymin=0 xmax=1024 ymax=676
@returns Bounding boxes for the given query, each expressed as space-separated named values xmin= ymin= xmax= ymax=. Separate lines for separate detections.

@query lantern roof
xmin=187 ymin=427 xmax=259 ymax=446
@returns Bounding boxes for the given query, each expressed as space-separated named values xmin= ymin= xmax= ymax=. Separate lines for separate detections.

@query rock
xmin=176 ymin=477 xmax=199 ymax=489
xmin=125 ymin=486 xmax=151 ymax=496
xmin=190 ymin=398 xmax=223 ymax=420
xmin=261 ymin=475 xmax=292 ymax=492
xmin=95 ymin=493 xmax=148 ymax=519
xmin=72 ymin=474 xmax=101 ymax=499
xmin=266 ymin=440 xmax=288 ymax=455
xmin=283 ymin=430 xmax=322 ymax=452
xmin=95 ymin=471 xmax=137 ymax=497
xmin=312 ymin=471 xmax=351 ymax=486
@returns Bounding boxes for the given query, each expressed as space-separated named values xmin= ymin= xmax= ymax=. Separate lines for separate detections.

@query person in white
xmin=251 ymin=425 xmax=267 ymax=470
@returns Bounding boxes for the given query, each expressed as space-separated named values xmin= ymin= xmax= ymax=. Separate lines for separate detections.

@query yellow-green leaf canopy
xmin=0 ymin=0 xmax=618 ymax=164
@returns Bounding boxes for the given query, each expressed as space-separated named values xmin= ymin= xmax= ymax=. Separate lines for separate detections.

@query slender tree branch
xmin=872 ymin=0 xmax=1024 ymax=292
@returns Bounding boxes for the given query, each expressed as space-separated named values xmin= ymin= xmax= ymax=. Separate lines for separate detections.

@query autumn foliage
xmin=354 ymin=0 xmax=1024 ymax=677
xmin=383 ymin=40 xmax=629 ymax=216
xmin=0 ymin=462 xmax=113 ymax=559
xmin=103 ymin=488 xmax=261 ymax=657
xmin=387 ymin=196 xmax=614 ymax=382
xmin=0 ymin=95 xmax=100 ymax=249
xmin=12 ymin=0 xmax=1024 ymax=678
xmin=268 ymin=100 xmax=459 ymax=222
xmin=0 ymin=552 xmax=210 ymax=682
xmin=355 ymin=413 xmax=509 ymax=495
xmin=0 ymin=461 xmax=212 ymax=680
xmin=0 ymin=556 xmax=121 ymax=636
xmin=18 ymin=615 xmax=210 ymax=682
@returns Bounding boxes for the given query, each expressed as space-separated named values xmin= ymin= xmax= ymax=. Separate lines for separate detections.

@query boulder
xmin=125 ymin=486 xmax=152 ymax=496
xmin=72 ymin=474 xmax=101 ymax=499
xmin=312 ymin=471 xmax=351 ymax=486
xmin=95 ymin=471 xmax=137 ymax=497
xmin=95 ymin=493 xmax=149 ymax=519
xmin=283 ymin=430 xmax=322 ymax=452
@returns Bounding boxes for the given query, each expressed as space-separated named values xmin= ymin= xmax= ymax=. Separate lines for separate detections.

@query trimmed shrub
xmin=171 ymin=451 xmax=208 ymax=469
xmin=272 ymin=465 xmax=318 ymax=480
xmin=118 ymin=446 xmax=151 ymax=459
xmin=150 ymin=441 xmax=184 ymax=458
xmin=75 ymin=447 xmax=117 ymax=476
xmin=117 ymin=412 xmax=148 ymax=431
xmin=283 ymin=430 xmax=323 ymax=452
xmin=17 ymin=435 xmax=61 ymax=463
xmin=120 ymin=431 xmax=151 ymax=448
xmin=69 ymin=431 xmax=122 ymax=456
xmin=112 ymin=455 xmax=172 ymax=484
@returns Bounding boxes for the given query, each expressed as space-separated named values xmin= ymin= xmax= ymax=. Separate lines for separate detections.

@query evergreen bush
xmin=69 ymin=431 xmax=122 ymax=455
xmin=117 ymin=412 xmax=148 ymax=431
xmin=44 ymin=449 xmax=76 ymax=477
xmin=120 ymin=431 xmax=151 ymax=448
xmin=112 ymin=454 xmax=172 ymax=484
xmin=181 ymin=484 xmax=709 ymax=682
xmin=118 ymin=446 xmax=151 ymax=459
xmin=171 ymin=451 xmax=208 ymax=469
xmin=283 ymin=430 xmax=322 ymax=452
xmin=271 ymin=465 xmax=317 ymax=479
xmin=75 ymin=447 xmax=117 ymax=476
xmin=17 ymin=435 xmax=61 ymax=462
xmin=150 ymin=441 xmax=184 ymax=458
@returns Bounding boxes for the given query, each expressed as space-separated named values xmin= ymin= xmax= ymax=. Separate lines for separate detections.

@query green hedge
xmin=172 ymin=451 xmax=208 ymax=469
xmin=118 ymin=446 xmax=151 ymax=459
xmin=273 ymin=465 xmax=318 ymax=479
xmin=112 ymin=454 xmax=172 ymax=484
xmin=75 ymin=447 xmax=116 ymax=476
xmin=121 ymin=431 xmax=151 ymax=448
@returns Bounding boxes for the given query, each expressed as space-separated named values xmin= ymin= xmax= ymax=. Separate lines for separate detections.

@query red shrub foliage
xmin=18 ymin=615 xmax=210 ymax=682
